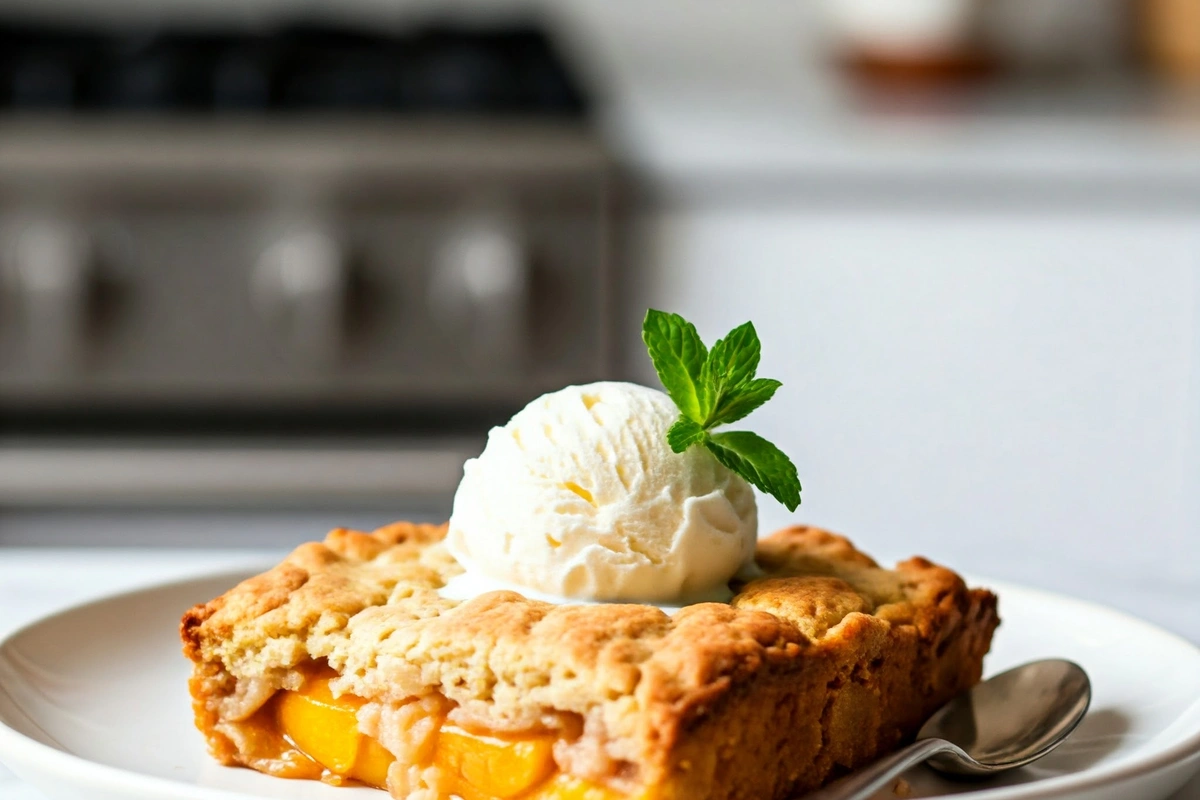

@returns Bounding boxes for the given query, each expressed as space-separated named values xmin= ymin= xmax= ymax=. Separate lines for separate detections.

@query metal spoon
xmin=808 ymin=659 xmax=1091 ymax=800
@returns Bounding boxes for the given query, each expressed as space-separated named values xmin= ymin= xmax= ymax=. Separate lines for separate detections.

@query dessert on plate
xmin=182 ymin=311 xmax=999 ymax=800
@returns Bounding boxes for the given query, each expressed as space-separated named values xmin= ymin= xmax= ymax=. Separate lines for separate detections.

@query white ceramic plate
xmin=0 ymin=572 xmax=1198 ymax=800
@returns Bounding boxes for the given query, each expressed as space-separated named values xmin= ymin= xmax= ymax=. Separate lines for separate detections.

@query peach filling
xmin=274 ymin=669 xmax=394 ymax=788
xmin=269 ymin=666 xmax=633 ymax=799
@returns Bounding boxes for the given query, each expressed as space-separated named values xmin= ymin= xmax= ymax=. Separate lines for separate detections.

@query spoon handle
xmin=804 ymin=738 xmax=955 ymax=800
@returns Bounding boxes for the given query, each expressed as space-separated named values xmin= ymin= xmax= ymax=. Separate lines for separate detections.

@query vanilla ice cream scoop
xmin=442 ymin=381 xmax=758 ymax=604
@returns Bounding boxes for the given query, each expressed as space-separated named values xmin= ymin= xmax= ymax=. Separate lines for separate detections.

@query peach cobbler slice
xmin=182 ymin=522 xmax=998 ymax=800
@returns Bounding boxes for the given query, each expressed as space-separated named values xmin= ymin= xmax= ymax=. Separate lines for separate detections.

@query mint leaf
xmin=642 ymin=310 xmax=709 ymax=422
xmin=666 ymin=417 xmax=707 ymax=453
xmin=703 ymin=321 xmax=760 ymax=402
xmin=642 ymin=309 xmax=801 ymax=511
xmin=711 ymin=378 xmax=781 ymax=426
xmin=706 ymin=431 xmax=801 ymax=512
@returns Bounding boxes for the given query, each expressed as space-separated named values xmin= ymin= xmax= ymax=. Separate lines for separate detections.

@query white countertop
xmin=0 ymin=547 xmax=1197 ymax=800
xmin=605 ymin=86 xmax=1200 ymax=197
xmin=542 ymin=2 xmax=1200 ymax=194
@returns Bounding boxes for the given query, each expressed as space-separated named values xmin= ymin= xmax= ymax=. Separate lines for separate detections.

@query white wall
xmin=633 ymin=206 xmax=1200 ymax=633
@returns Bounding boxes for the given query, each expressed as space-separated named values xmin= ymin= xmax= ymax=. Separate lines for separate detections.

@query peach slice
xmin=436 ymin=725 xmax=558 ymax=799
xmin=275 ymin=673 xmax=394 ymax=788
xmin=523 ymin=774 xmax=636 ymax=800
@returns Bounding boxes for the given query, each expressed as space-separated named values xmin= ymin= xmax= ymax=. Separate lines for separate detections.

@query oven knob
xmin=252 ymin=229 xmax=347 ymax=366
xmin=4 ymin=219 xmax=93 ymax=373
xmin=429 ymin=208 xmax=528 ymax=368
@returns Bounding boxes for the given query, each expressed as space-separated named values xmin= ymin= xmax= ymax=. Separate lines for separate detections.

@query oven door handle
xmin=0 ymin=445 xmax=473 ymax=506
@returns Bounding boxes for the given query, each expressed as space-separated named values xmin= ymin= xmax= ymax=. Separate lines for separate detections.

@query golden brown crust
xmin=182 ymin=522 xmax=999 ymax=800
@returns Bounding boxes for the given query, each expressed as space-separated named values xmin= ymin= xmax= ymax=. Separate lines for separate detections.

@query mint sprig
xmin=643 ymin=309 xmax=801 ymax=511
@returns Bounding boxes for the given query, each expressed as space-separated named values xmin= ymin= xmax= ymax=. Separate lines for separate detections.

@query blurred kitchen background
xmin=0 ymin=0 xmax=1197 ymax=636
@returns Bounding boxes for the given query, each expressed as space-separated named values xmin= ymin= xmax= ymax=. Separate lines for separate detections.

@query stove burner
xmin=0 ymin=23 xmax=588 ymax=115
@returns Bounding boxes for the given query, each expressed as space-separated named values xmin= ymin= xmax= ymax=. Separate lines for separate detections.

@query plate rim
xmin=0 ymin=569 xmax=1198 ymax=800
xmin=0 ymin=570 xmax=268 ymax=800
xmin=957 ymin=576 xmax=1200 ymax=799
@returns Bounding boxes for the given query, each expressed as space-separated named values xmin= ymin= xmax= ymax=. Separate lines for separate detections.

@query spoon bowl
xmin=924 ymin=658 xmax=1092 ymax=775
xmin=808 ymin=658 xmax=1092 ymax=799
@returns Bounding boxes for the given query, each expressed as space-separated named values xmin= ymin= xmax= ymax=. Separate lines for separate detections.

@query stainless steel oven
xmin=0 ymin=19 xmax=618 ymax=543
